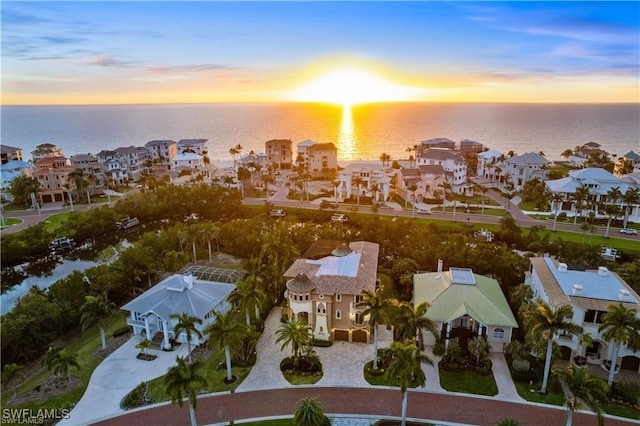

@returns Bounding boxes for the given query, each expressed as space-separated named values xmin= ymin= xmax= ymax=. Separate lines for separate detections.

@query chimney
xmin=183 ymin=273 xmax=194 ymax=289
xmin=572 ymin=284 xmax=583 ymax=296
xmin=619 ymin=289 xmax=630 ymax=301
xmin=598 ymin=266 xmax=609 ymax=276
xmin=437 ymin=259 xmax=443 ymax=273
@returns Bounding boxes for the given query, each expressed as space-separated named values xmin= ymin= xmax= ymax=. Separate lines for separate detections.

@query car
xmin=269 ymin=209 xmax=286 ymax=217
xmin=619 ymin=228 xmax=638 ymax=235
xmin=416 ymin=208 xmax=431 ymax=215
xmin=331 ymin=214 xmax=349 ymax=223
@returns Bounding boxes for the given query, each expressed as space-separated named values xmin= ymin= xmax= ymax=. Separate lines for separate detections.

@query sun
xmin=290 ymin=67 xmax=425 ymax=105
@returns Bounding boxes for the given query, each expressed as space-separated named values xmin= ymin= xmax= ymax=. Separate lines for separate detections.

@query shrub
xmin=112 ymin=326 xmax=131 ymax=338
xmin=120 ymin=382 xmax=151 ymax=410
xmin=610 ymin=382 xmax=640 ymax=406
xmin=512 ymin=358 xmax=530 ymax=373
xmin=311 ymin=338 xmax=332 ymax=347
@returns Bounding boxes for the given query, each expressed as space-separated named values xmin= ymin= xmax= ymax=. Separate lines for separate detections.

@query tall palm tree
xmin=204 ymin=311 xmax=246 ymax=383
xmin=572 ymin=184 xmax=590 ymax=224
xmin=352 ymin=176 xmax=365 ymax=207
xmin=395 ymin=301 xmax=437 ymax=348
xmin=379 ymin=152 xmax=391 ymax=167
xmin=598 ymin=303 xmax=640 ymax=385
xmin=171 ymin=313 xmax=203 ymax=363
xmin=550 ymin=192 xmax=564 ymax=231
xmin=561 ymin=149 xmax=573 ymax=161
xmin=293 ymin=397 xmax=330 ymax=426
xmin=560 ymin=364 xmax=609 ymax=426
xmin=386 ymin=340 xmax=433 ymax=426
xmin=228 ymin=277 xmax=266 ymax=326
xmin=621 ymin=188 xmax=640 ymax=229
xmin=408 ymin=183 xmax=418 ymax=216
xmin=80 ymin=293 xmax=114 ymax=350
xmin=165 ymin=356 xmax=207 ymax=426
xmin=357 ymin=288 xmax=394 ymax=370
xmin=523 ymin=301 xmax=583 ymax=393
xmin=276 ymin=319 xmax=312 ymax=366
xmin=604 ymin=186 xmax=622 ymax=237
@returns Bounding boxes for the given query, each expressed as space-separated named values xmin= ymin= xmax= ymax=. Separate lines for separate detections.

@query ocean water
xmin=1 ymin=102 xmax=638 ymax=163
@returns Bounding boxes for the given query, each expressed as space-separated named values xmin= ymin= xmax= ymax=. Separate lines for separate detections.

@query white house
xmin=177 ymin=139 xmax=208 ymax=156
xmin=526 ymin=257 xmax=640 ymax=373
xmin=96 ymin=146 xmax=152 ymax=183
xmin=569 ymin=142 xmax=610 ymax=168
xmin=121 ymin=270 xmax=238 ymax=350
xmin=337 ymin=162 xmax=392 ymax=202
xmin=545 ymin=167 xmax=639 ymax=223
xmin=173 ymin=152 xmax=204 ymax=171
xmin=413 ymin=262 xmax=518 ymax=353
xmin=615 ymin=151 xmax=640 ymax=177
xmin=416 ymin=149 xmax=468 ymax=193
xmin=0 ymin=160 xmax=32 ymax=201
xmin=477 ymin=149 xmax=502 ymax=179
xmin=502 ymin=152 xmax=549 ymax=190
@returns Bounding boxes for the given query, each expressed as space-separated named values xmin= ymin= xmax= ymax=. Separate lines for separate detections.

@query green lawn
xmin=237 ymin=420 xmax=293 ymax=426
xmin=512 ymin=381 xmax=565 ymax=406
xmin=41 ymin=213 xmax=71 ymax=233
xmin=2 ymin=203 xmax=29 ymax=212
xmin=603 ymin=403 xmax=640 ymax=420
xmin=1 ymin=217 xmax=22 ymax=228
xmin=438 ymin=366 xmax=498 ymax=396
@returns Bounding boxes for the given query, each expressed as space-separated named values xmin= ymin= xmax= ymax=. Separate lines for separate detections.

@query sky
xmin=2 ymin=1 xmax=639 ymax=105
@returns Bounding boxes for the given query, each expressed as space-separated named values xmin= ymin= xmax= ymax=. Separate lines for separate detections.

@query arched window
xmin=493 ymin=327 xmax=505 ymax=340
xmin=317 ymin=303 xmax=326 ymax=314
xmin=335 ymin=310 xmax=341 ymax=319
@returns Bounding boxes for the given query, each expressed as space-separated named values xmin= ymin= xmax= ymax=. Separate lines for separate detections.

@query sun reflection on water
xmin=338 ymin=105 xmax=357 ymax=160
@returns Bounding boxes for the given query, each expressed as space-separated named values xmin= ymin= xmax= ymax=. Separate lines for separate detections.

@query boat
xmin=49 ymin=237 xmax=76 ymax=251
xmin=116 ymin=217 xmax=140 ymax=230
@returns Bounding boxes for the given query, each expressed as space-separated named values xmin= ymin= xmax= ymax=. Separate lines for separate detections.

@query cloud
xmin=147 ymin=64 xmax=242 ymax=75
xmin=83 ymin=55 xmax=136 ymax=68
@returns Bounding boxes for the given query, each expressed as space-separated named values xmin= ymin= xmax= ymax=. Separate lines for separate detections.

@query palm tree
xmin=571 ymin=184 xmax=589 ymax=224
xmin=204 ymin=311 xmax=246 ymax=383
xmin=550 ymin=192 xmax=564 ymax=231
xmin=49 ymin=350 xmax=81 ymax=384
xmin=560 ymin=364 xmax=609 ymax=426
xmin=80 ymin=293 xmax=114 ymax=350
xmin=408 ymin=183 xmax=418 ymax=216
xmin=276 ymin=319 xmax=312 ymax=366
xmin=165 ymin=356 xmax=207 ymax=426
xmin=172 ymin=313 xmax=203 ymax=363
xmin=561 ymin=149 xmax=573 ymax=161
xmin=476 ymin=183 xmax=489 ymax=215
xmin=357 ymin=288 xmax=394 ymax=370
xmin=386 ymin=340 xmax=433 ymax=426
xmin=523 ymin=301 xmax=583 ymax=393
xmin=379 ymin=152 xmax=391 ymax=167
xmin=468 ymin=336 xmax=490 ymax=366
xmin=604 ymin=186 xmax=622 ymax=237
xmin=228 ymin=277 xmax=266 ymax=326
xmin=395 ymin=301 xmax=437 ymax=348
xmin=135 ymin=338 xmax=152 ymax=356
xmin=576 ymin=332 xmax=593 ymax=362
xmin=293 ymin=397 xmax=330 ymax=426
xmin=598 ymin=303 xmax=640 ymax=385
xmin=2 ymin=363 xmax=25 ymax=398
xmin=352 ymin=176 xmax=365 ymax=208
xmin=621 ymin=188 xmax=640 ymax=229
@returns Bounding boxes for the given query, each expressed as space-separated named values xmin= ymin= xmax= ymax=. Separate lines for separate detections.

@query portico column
xmin=144 ymin=315 xmax=151 ymax=339
xmin=445 ymin=321 xmax=452 ymax=349
xmin=477 ymin=324 xmax=483 ymax=336
xmin=162 ymin=319 xmax=171 ymax=350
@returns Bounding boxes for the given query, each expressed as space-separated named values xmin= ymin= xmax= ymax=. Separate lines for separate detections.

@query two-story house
xmin=526 ymin=257 xmax=640 ymax=373
xmin=502 ymin=152 xmax=549 ymax=190
xmin=337 ymin=162 xmax=391 ymax=202
xmin=396 ymin=165 xmax=446 ymax=204
xmin=416 ymin=149 xmax=468 ymax=194
xmin=33 ymin=156 xmax=75 ymax=204
xmin=283 ymin=240 xmax=380 ymax=343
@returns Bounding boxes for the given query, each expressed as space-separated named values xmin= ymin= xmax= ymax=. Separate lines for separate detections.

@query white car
xmin=331 ymin=214 xmax=349 ymax=223
xmin=619 ymin=228 xmax=637 ymax=235
xmin=269 ymin=209 xmax=286 ymax=217
xmin=416 ymin=208 xmax=431 ymax=215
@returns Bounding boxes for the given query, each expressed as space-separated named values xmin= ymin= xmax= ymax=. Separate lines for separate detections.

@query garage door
xmin=352 ymin=329 xmax=368 ymax=343
xmin=621 ymin=356 xmax=640 ymax=371
xmin=42 ymin=194 xmax=53 ymax=203
xmin=334 ymin=330 xmax=349 ymax=341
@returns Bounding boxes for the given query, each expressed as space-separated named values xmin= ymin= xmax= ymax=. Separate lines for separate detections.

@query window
xmin=336 ymin=310 xmax=341 ymax=319
xmin=317 ymin=303 xmax=326 ymax=314
xmin=493 ymin=328 xmax=505 ymax=340
xmin=336 ymin=294 xmax=342 ymax=302
xmin=584 ymin=310 xmax=605 ymax=324
xmin=354 ymin=295 xmax=363 ymax=304
xmin=355 ymin=313 xmax=365 ymax=325
xmin=559 ymin=329 xmax=573 ymax=340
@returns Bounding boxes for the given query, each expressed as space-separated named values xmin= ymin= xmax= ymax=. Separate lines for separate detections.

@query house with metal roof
xmin=501 ymin=152 xmax=549 ymax=190
xmin=283 ymin=240 xmax=379 ymax=343
xmin=526 ymin=257 xmax=640 ymax=373
xmin=337 ymin=162 xmax=392 ymax=203
xmin=614 ymin=151 xmax=640 ymax=177
xmin=1 ymin=144 xmax=23 ymax=164
xmin=413 ymin=262 xmax=518 ymax=352
xmin=121 ymin=270 xmax=237 ymax=350
xmin=0 ymin=160 xmax=32 ymax=201
xmin=416 ymin=149 xmax=468 ymax=193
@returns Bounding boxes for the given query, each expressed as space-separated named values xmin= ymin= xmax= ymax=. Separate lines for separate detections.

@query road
xmin=92 ymin=386 xmax=634 ymax=426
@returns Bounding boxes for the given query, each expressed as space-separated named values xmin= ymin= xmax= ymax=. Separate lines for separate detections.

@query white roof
xmin=297 ymin=139 xmax=316 ymax=147
xmin=506 ymin=152 xmax=549 ymax=166
xmin=174 ymin=153 xmax=203 ymax=161
xmin=314 ymin=252 xmax=362 ymax=278
xmin=546 ymin=167 xmax=633 ymax=195
xmin=121 ymin=274 xmax=235 ymax=320
xmin=544 ymin=258 xmax=638 ymax=303
xmin=478 ymin=149 xmax=502 ymax=159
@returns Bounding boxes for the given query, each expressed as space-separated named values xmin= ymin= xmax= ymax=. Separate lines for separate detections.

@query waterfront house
xmin=417 ymin=137 xmax=456 ymax=154
xmin=569 ymin=142 xmax=610 ymax=168
xmin=526 ymin=257 xmax=640 ymax=373
xmin=476 ymin=149 xmax=502 ymax=180
xmin=121 ymin=268 xmax=240 ymax=350
xmin=0 ymin=160 xmax=32 ymax=201
xmin=265 ymin=139 xmax=293 ymax=169
xmin=145 ymin=140 xmax=177 ymax=173
xmin=614 ymin=151 xmax=640 ymax=177
xmin=173 ymin=152 xmax=204 ymax=172
xmin=413 ymin=261 xmax=518 ymax=352
xmin=396 ymin=165 xmax=446 ymax=204
xmin=177 ymin=139 xmax=208 ymax=156
xmin=501 ymin=152 xmax=549 ymax=190
xmin=459 ymin=139 xmax=485 ymax=155
xmin=70 ymin=153 xmax=106 ymax=193
xmin=283 ymin=240 xmax=379 ymax=343
xmin=31 ymin=143 xmax=64 ymax=160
